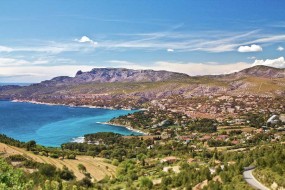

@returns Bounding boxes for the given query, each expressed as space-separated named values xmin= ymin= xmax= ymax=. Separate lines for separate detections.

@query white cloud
xmin=0 ymin=45 xmax=13 ymax=52
xmin=0 ymin=56 xmax=79 ymax=68
xmin=78 ymin=36 xmax=89 ymax=43
xmin=0 ymin=42 xmax=87 ymax=54
xmin=238 ymin=44 xmax=262 ymax=52
xmin=277 ymin=46 xmax=284 ymax=51
xmin=2 ymin=30 xmax=285 ymax=54
xmin=76 ymin=36 xmax=98 ymax=47
xmin=247 ymin=56 xmax=256 ymax=60
xmin=252 ymin=57 xmax=285 ymax=68
xmin=0 ymin=65 xmax=95 ymax=83
xmin=250 ymin=35 xmax=285 ymax=44
xmin=0 ymin=58 xmax=30 ymax=66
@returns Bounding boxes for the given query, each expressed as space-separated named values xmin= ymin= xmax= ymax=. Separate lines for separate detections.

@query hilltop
xmin=226 ymin=65 xmax=285 ymax=78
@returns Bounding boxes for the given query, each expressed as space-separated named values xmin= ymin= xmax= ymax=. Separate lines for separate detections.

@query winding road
xmin=243 ymin=168 xmax=270 ymax=190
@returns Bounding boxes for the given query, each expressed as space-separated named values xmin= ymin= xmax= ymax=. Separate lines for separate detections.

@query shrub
xmin=50 ymin=153 xmax=59 ymax=158
xmin=59 ymin=166 xmax=75 ymax=181
xmin=39 ymin=164 xmax=57 ymax=178
xmin=7 ymin=154 xmax=27 ymax=162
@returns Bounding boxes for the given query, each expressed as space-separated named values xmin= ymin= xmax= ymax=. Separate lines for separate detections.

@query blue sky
xmin=0 ymin=0 xmax=285 ymax=82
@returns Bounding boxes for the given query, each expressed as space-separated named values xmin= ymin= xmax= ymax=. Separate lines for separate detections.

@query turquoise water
xmin=0 ymin=101 xmax=139 ymax=147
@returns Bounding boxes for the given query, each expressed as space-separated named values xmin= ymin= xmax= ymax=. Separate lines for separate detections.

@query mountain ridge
xmin=42 ymin=67 xmax=190 ymax=86
xmin=43 ymin=65 xmax=285 ymax=86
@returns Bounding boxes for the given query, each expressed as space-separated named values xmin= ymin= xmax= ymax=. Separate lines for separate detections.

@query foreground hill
xmin=0 ymin=65 xmax=284 ymax=107
xmin=0 ymin=142 xmax=115 ymax=181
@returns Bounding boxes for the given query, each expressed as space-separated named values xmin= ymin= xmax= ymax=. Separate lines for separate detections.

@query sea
xmin=0 ymin=101 xmax=140 ymax=147
xmin=0 ymin=83 xmax=32 ymax=86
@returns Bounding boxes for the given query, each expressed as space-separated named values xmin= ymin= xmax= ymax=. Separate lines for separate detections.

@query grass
xmin=0 ymin=143 xmax=116 ymax=181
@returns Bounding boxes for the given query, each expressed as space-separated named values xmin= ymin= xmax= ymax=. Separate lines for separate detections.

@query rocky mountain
xmin=40 ymin=68 xmax=189 ymax=86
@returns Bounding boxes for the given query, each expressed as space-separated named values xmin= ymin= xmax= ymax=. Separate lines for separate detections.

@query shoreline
xmin=99 ymin=122 xmax=149 ymax=135
xmin=70 ymin=122 xmax=148 ymax=144
xmin=11 ymin=99 xmax=147 ymax=111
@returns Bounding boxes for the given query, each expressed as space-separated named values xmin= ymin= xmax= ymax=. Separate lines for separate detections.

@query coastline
xmin=11 ymin=99 xmax=146 ymax=111
xmin=100 ymin=122 xmax=148 ymax=135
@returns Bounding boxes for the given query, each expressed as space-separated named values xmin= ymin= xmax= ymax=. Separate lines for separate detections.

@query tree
xmin=26 ymin=140 xmax=36 ymax=151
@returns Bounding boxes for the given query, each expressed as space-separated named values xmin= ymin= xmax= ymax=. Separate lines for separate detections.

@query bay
xmin=0 ymin=101 xmax=139 ymax=147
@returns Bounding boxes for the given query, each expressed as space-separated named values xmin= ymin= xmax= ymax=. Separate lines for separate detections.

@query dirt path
xmin=0 ymin=143 xmax=116 ymax=181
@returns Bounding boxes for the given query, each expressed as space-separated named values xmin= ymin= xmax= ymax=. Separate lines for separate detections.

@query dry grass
xmin=218 ymin=126 xmax=255 ymax=133
xmin=0 ymin=143 xmax=116 ymax=181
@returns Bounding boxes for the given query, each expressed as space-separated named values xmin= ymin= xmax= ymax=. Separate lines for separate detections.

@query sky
xmin=0 ymin=0 xmax=285 ymax=82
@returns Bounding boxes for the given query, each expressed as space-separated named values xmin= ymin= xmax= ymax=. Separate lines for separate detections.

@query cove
xmin=0 ymin=101 xmax=140 ymax=147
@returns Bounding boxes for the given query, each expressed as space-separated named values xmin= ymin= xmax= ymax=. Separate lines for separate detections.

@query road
xmin=243 ymin=169 xmax=270 ymax=190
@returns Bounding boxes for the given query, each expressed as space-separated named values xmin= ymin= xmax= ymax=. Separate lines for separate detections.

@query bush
xmin=59 ymin=166 xmax=75 ymax=181
xmin=6 ymin=154 xmax=27 ymax=162
xmin=77 ymin=164 xmax=86 ymax=173
xmin=67 ymin=154 xmax=76 ymax=159
xmin=22 ymin=160 xmax=39 ymax=169
xmin=139 ymin=177 xmax=153 ymax=190
xmin=112 ymin=159 xmax=119 ymax=166
xmin=78 ymin=177 xmax=93 ymax=188
xmin=50 ymin=153 xmax=59 ymax=158
xmin=39 ymin=164 xmax=57 ymax=178
xmin=39 ymin=151 xmax=48 ymax=157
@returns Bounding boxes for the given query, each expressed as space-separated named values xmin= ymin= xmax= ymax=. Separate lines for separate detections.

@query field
xmin=0 ymin=143 xmax=116 ymax=181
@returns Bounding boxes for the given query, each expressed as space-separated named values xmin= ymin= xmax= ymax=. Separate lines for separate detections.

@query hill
xmin=226 ymin=65 xmax=285 ymax=78
xmin=0 ymin=66 xmax=284 ymax=108
xmin=0 ymin=142 xmax=116 ymax=181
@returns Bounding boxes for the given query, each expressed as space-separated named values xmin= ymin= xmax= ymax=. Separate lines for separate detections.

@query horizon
xmin=1 ymin=1 xmax=285 ymax=83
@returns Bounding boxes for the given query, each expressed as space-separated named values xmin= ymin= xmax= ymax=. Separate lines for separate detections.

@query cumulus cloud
xmin=238 ymin=44 xmax=262 ymax=52
xmin=167 ymin=48 xmax=174 ymax=52
xmin=76 ymin=36 xmax=98 ymax=47
xmin=252 ymin=57 xmax=285 ymax=68
xmin=277 ymin=46 xmax=284 ymax=51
